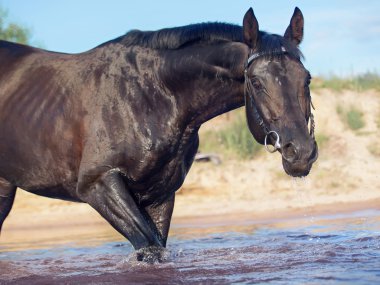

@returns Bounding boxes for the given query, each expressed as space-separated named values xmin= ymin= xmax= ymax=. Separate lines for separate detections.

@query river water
xmin=1 ymin=209 xmax=380 ymax=284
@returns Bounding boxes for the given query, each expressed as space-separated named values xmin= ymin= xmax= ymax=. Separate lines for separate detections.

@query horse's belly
xmin=22 ymin=183 xmax=81 ymax=202
xmin=0 ymin=147 xmax=80 ymax=201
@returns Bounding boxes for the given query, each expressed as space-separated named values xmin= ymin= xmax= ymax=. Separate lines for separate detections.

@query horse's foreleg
xmin=145 ymin=194 xmax=175 ymax=247
xmin=0 ymin=178 xmax=16 ymax=234
xmin=79 ymin=169 xmax=163 ymax=261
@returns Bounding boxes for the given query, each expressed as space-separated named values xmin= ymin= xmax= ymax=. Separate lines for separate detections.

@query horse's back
xmin=0 ymin=40 xmax=36 ymax=80
xmin=0 ymin=41 xmax=84 ymax=196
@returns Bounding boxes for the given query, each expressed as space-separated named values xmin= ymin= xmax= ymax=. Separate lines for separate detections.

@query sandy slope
xmin=1 ymin=89 xmax=380 ymax=246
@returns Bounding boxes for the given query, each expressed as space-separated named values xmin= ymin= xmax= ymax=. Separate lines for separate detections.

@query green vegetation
xmin=336 ymin=105 xmax=365 ymax=131
xmin=346 ymin=108 xmax=365 ymax=130
xmin=0 ymin=7 xmax=31 ymax=44
xmin=311 ymin=72 xmax=380 ymax=92
xmin=200 ymin=110 xmax=262 ymax=160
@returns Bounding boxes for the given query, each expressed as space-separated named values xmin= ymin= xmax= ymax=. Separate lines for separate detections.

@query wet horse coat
xmin=0 ymin=8 xmax=317 ymax=261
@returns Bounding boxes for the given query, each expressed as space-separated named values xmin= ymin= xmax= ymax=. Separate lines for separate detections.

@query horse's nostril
xmin=282 ymin=142 xmax=298 ymax=162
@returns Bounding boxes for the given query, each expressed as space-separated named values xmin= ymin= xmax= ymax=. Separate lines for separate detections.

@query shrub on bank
xmin=336 ymin=105 xmax=365 ymax=131
xmin=200 ymin=110 xmax=262 ymax=160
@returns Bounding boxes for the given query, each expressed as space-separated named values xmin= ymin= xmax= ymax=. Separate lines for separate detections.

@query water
xmin=1 ymin=210 xmax=380 ymax=284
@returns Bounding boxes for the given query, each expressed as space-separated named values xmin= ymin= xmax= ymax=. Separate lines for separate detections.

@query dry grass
xmin=311 ymin=72 xmax=380 ymax=92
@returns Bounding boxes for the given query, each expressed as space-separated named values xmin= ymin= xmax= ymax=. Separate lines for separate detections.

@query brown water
xmin=1 ymin=210 xmax=380 ymax=284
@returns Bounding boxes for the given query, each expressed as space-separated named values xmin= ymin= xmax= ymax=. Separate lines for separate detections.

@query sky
xmin=1 ymin=0 xmax=379 ymax=76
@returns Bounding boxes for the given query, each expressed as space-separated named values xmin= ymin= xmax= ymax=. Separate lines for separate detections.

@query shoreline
xmin=4 ymin=191 xmax=380 ymax=231
xmin=1 ymin=193 xmax=379 ymax=252
xmin=172 ymin=198 xmax=380 ymax=227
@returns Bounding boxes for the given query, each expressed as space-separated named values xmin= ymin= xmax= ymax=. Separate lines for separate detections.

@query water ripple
xmin=1 ymin=211 xmax=380 ymax=284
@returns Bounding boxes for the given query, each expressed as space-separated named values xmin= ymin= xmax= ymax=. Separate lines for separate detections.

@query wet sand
xmin=2 ymin=187 xmax=380 ymax=252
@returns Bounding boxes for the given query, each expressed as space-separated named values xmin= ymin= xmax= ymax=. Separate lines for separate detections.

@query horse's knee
xmin=76 ymin=168 xmax=123 ymax=202
xmin=77 ymin=169 xmax=164 ymax=249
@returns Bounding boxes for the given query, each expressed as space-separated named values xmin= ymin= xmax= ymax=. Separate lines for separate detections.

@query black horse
xmin=0 ymin=7 xmax=317 ymax=262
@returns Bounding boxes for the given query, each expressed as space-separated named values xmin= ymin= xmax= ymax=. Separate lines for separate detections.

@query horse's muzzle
xmin=281 ymin=141 xmax=318 ymax=177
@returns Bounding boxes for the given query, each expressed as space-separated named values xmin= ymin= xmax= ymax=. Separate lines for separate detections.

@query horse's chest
xmin=128 ymin=133 xmax=199 ymax=205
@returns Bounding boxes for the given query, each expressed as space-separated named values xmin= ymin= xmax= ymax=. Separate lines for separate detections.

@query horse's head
xmin=242 ymin=7 xmax=318 ymax=177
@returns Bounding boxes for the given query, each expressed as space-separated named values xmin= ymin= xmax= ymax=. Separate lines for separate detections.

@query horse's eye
xmin=304 ymin=78 xmax=311 ymax=93
xmin=251 ymin=78 xmax=262 ymax=91
xmin=305 ymin=74 xmax=312 ymax=86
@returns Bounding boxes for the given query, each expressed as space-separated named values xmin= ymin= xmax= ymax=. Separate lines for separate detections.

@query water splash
xmin=291 ymin=176 xmax=316 ymax=224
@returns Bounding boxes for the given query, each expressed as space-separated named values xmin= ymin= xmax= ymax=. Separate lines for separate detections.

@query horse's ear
xmin=243 ymin=8 xmax=260 ymax=49
xmin=284 ymin=7 xmax=304 ymax=46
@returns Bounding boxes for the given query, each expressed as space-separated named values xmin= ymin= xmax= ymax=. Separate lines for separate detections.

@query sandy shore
xmin=1 ymin=89 xmax=380 ymax=248
xmin=2 ymin=188 xmax=379 ymax=251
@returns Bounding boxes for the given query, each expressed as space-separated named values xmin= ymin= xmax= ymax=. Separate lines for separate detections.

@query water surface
xmin=1 ymin=210 xmax=380 ymax=284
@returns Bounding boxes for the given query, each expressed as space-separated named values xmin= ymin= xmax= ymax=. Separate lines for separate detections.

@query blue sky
xmin=1 ymin=0 xmax=379 ymax=76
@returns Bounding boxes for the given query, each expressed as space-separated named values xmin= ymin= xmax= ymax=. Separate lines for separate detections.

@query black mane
xmin=120 ymin=22 xmax=243 ymax=49
xmin=104 ymin=22 xmax=302 ymax=59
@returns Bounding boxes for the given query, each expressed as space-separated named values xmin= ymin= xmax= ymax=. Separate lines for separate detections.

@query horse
xmin=0 ymin=7 xmax=318 ymax=262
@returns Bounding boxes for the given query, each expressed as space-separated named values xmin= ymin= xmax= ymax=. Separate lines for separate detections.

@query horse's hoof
xmin=136 ymin=246 xmax=167 ymax=264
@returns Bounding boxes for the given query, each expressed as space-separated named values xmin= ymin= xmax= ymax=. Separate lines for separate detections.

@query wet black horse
xmin=0 ymin=7 xmax=317 ymax=262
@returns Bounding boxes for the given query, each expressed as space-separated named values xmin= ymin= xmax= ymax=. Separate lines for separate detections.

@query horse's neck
xmin=160 ymin=42 xmax=247 ymax=129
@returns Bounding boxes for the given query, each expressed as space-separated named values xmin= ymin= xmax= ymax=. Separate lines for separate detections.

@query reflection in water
xmin=1 ymin=210 xmax=380 ymax=284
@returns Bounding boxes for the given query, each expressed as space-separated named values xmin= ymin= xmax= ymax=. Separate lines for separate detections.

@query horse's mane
xmin=120 ymin=22 xmax=243 ymax=49
xmin=103 ymin=22 xmax=302 ymax=59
